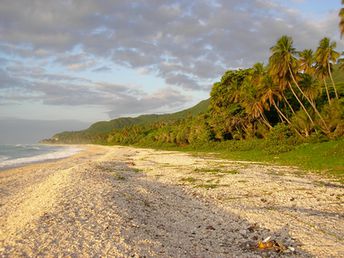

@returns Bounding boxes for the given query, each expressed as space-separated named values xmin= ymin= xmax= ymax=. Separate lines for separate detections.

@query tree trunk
xmin=282 ymin=92 xmax=296 ymax=115
xmin=277 ymin=112 xmax=284 ymax=123
xmin=258 ymin=109 xmax=273 ymax=129
xmin=287 ymin=81 xmax=316 ymax=127
xmin=272 ymin=102 xmax=304 ymax=138
xmin=328 ymin=64 xmax=339 ymax=99
xmin=272 ymin=101 xmax=292 ymax=124
xmin=323 ymin=79 xmax=331 ymax=105
xmin=288 ymin=65 xmax=329 ymax=131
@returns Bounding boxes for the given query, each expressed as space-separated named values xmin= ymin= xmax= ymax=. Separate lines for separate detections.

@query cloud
xmin=0 ymin=0 xmax=342 ymax=118
xmin=0 ymin=62 xmax=190 ymax=118
xmin=107 ymin=87 xmax=191 ymax=117
xmin=53 ymin=52 xmax=98 ymax=71
xmin=165 ymin=73 xmax=202 ymax=90
xmin=92 ymin=66 xmax=112 ymax=73
xmin=2 ymin=1 xmax=342 ymax=70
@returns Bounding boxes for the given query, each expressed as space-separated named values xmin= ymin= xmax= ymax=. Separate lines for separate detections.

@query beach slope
xmin=0 ymin=145 xmax=343 ymax=257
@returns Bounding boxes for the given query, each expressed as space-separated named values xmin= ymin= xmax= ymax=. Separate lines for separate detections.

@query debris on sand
xmin=257 ymin=236 xmax=296 ymax=254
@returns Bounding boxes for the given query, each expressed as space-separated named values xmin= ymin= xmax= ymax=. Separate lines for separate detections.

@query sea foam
xmin=0 ymin=147 xmax=81 ymax=169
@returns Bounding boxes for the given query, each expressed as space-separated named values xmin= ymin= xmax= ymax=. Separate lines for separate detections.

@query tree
xmin=270 ymin=36 xmax=331 ymax=133
xmin=261 ymin=74 xmax=291 ymax=125
xmin=299 ymin=73 xmax=321 ymax=107
xmin=315 ymin=37 xmax=340 ymax=99
xmin=241 ymin=67 xmax=272 ymax=129
xmin=298 ymin=49 xmax=315 ymax=74
xmin=269 ymin=36 xmax=316 ymax=127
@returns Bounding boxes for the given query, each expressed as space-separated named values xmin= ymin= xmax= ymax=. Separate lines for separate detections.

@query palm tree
xmin=269 ymin=36 xmax=330 ymax=133
xmin=269 ymin=36 xmax=316 ymax=127
xmin=241 ymin=78 xmax=272 ymax=130
xmin=298 ymin=49 xmax=315 ymax=75
xmin=260 ymin=74 xmax=306 ymax=137
xmin=261 ymin=75 xmax=290 ymax=124
xmin=299 ymin=74 xmax=321 ymax=107
xmin=315 ymin=37 xmax=340 ymax=99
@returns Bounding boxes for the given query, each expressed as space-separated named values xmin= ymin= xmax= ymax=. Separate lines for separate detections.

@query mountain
xmin=44 ymin=99 xmax=210 ymax=143
xmin=80 ymin=99 xmax=209 ymax=133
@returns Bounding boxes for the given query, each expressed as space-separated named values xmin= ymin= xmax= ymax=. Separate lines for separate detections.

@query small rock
xmin=239 ymin=229 xmax=247 ymax=236
xmin=260 ymin=198 xmax=267 ymax=203
xmin=288 ymin=246 xmax=295 ymax=252
xmin=206 ymin=225 xmax=216 ymax=230
xmin=290 ymin=197 xmax=295 ymax=201
xmin=247 ymin=223 xmax=258 ymax=232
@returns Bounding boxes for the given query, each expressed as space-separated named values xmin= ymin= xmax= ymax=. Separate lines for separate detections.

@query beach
xmin=0 ymin=145 xmax=343 ymax=257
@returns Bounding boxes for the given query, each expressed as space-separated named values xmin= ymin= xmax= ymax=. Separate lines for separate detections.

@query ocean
xmin=0 ymin=144 xmax=81 ymax=170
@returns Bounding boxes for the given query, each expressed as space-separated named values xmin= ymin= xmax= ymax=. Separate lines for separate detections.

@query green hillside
xmin=86 ymin=99 xmax=209 ymax=133
xmin=43 ymin=99 xmax=209 ymax=143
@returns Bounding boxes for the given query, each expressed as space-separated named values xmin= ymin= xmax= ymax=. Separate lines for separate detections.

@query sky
xmin=0 ymin=0 xmax=343 ymax=140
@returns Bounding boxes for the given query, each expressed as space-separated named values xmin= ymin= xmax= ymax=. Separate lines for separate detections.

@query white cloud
xmin=0 ymin=0 xmax=342 ymax=119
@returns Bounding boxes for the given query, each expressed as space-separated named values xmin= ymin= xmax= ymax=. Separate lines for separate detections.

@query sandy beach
xmin=0 ymin=145 xmax=343 ymax=257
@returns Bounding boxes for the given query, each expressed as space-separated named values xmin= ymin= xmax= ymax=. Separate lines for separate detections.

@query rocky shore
xmin=0 ymin=145 xmax=343 ymax=257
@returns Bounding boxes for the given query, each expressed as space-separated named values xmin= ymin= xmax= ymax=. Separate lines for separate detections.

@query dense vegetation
xmin=43 ymin=35 xmax=343 ymax=177
xmin=45 ymin=99 xmax=209 ymax=144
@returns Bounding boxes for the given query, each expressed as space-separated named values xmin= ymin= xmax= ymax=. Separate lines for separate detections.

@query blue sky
xmin=0 ymin=0 xmax=343 ymax=126
xmin=286 ymin=0 xmax=340 ymax=16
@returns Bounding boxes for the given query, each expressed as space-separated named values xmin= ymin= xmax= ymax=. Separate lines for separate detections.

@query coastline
xmin=1 ymin=145 xmax=343 ymax=257
xmin=0 ymin=144 xmax=83 ymax=172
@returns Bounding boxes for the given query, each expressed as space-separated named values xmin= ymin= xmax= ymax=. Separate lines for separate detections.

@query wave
xmin=0 ymin=155 xmax=9 ymax=162
xmin=13 ymin=144 xmax=41 ymax=150
xmin=0 ymin=147 xmax=82 ymax=169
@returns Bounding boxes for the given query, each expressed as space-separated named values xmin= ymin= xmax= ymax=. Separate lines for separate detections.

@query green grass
xmin=113 ymin=173 xmax=126 ymax=180
xmin=131 ymin=168 xmax=142 ymax=173
xmin=194 ymin=167 xmax=239 ymax=175
xmin=146 ymin=138 xmax=344 ymax=182
xmin=193 ymin=139 xmax=344 ymax=182
xmin=273 ymin=140 xmax=344 ymax=176
xmin=180 ymin=177 xmax=199 ymax=183
xmin=194 ymin=183 xmax=218 ymax=189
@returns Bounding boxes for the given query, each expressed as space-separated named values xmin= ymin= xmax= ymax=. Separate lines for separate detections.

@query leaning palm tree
xmin=241 ymin=78 xmax=272 ymax=130
xmin=261 ymin=75 xmax=291 ymax=124
xmin=260 ymin=74 xmax=305 ymax=138
xmin=269 ymin=36 xmax=316 ymax=127
xmin=315 ymin=37 xmax=340 ymax=99
xmin=299 ymin=74 xmax=322 ymax=107
xmin=269 ymin=36 xmax=330 ymax=133
xmin=315 ymin=64 xmax=332 ymax=104
xmin=298 ymin=49 xmax=315 ymax=75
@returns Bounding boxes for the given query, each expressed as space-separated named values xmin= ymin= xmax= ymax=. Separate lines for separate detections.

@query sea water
xmin=0 ymin=144 xmax=81 ymax=170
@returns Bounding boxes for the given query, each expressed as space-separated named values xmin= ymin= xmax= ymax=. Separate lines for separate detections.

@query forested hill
xmin=42 ymin=99 xmax=210 ymax=143
xmin=86 ymin=99 xmax=210 ymax=133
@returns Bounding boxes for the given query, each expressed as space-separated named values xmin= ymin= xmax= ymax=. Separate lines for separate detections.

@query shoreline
xmin=0 ymin=144 xmax=84 ymax=172
xmin=1 ymin=145 xmax=343 ymax=256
